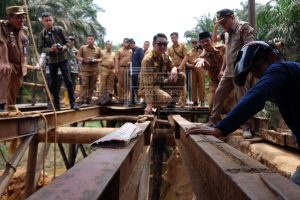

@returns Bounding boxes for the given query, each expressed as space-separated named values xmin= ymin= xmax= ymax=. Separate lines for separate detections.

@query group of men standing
xmin=0 ymin=6 xmax=254 ymax=129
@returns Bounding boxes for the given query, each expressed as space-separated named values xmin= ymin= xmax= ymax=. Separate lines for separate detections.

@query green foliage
xmin=184 ymin=14 xmax=215 ymax=42
xmin=0 ymin=0 xmax=23 ymax=18
xmin=256 ymin=0 xmax=300 ymax=60
xmin=28 ymin=0 xmax=105 ymax=47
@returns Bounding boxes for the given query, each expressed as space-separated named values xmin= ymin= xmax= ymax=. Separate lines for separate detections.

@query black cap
xmin=216 ymin=9 xmax=234 ymax=22
xmin=127 ymin=38 xmax=135 ymax=44
xmin=199 ymin=31 xmax=211 ymax=40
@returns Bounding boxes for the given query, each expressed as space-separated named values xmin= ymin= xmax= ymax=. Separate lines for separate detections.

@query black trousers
xmin=130 ymin=74 xmax=139 ymax=103
xmin=49 ymin=60 xmax=74 ymax=108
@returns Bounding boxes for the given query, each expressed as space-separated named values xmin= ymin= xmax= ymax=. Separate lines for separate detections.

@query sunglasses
xmin=156 ymin=42 xmax=168 ymax=47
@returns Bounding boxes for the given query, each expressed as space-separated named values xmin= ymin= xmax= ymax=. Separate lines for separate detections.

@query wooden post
xmin=24 ymin=139 xmax=38 ymax=197
xmin=248 ymin=0 xmax=256 ymax=29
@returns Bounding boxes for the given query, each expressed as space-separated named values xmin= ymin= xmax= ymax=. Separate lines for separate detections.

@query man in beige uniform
xmin=99 ymin=40 xmax=115 ymax=96
xmin=196 ymin=31 xmax=234 ymax=111
xmin=77 ymin=35 xmax=102 ymax=104
xmin=0 ymin=6 xmax=28 ymax=111
xmin=167 ymin=32 xmax=188 ymax=106
xmin=115 ymin=38 xmax=132 ymax=103
xmin=186 ymin=39 xmax=205 ymax=106
xmin=140 ymin=33 xmax=185 ymax=114
xmin=208 ymin=9 xmax=255 ymax=138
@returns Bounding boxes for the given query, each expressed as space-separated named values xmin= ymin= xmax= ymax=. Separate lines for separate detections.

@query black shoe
xmin=86 ymin=98 xmax=91 ymax=105
xmin=127 ymin=102 xmax=135 ymax=107
xmin=140 ymin=101 xmax=146 ymax=108
xmin=167 ymin=101 xmax=176 ymax=108
xmin=54 ymin=106 xmax=61 ymax=111
xmin=0 ymin=104 xmax=6 ymax=112
xmin=193 ymin=102 xmax=198 ymax=106
xmin=70 ymin=103 xmax=80 ymax=110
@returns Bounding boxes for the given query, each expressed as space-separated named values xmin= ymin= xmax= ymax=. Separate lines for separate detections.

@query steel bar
xmin=0 ymin=106 xmax=101 ymax=141
xmin=58 ymin=144 xmax=70 ymax=169
xmin=169 ymin=115 xmax=300 ymax=200
xmin=0 ymin=135 xmax=34 ymax=196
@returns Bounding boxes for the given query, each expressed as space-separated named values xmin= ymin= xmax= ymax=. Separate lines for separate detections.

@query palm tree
xmin=256 ymin=0 xmax=300 ymax=60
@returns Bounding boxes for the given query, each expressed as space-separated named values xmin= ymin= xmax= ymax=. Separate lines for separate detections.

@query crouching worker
xmin=139 ymin=33 xmax=185 ymax=114
xmin=186 ymin=41 xmax=300 ymax=185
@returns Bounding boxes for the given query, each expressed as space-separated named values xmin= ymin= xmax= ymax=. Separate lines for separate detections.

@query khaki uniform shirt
xmin=139 ymin=50 xmax=173 ymax=99
xmin=200 ymin=44 xmax=225 ymax=81
xmin=187 ymin=48 xmax=202 ymax=65
xmin=224 ymin=20 xmax=255 ymax=77
xmin=167 ymin=43 xmax=188 ymax=66
xmin=0 ymin=20 xmax=28 ymax=76
xmin=100 ymin=49 xmax=115 ymax=69
xmin=116 ymin=47 xmax=132 ymax=67
xmin=77 ymin=44 xmax=102 ymax=71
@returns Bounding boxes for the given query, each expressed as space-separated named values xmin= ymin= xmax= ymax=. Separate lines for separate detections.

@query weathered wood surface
xmin=27 ymin=121 xmax=151 ymax=200
xmin=169 ymin=115 xmax=300 ymax=200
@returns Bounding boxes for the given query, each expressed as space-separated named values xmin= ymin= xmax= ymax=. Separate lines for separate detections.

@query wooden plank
xmin=120 ymin=146 xmax=150 ymax=200
xmin=27 ymin=121 xmax=151 ymax=200
xmin=169 ymin=115 xmax=300 ymax=200
xmin=260 ymin=129 xmax=286 ymax=146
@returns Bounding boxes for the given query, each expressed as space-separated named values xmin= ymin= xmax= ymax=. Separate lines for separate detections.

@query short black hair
xmin=41 ymin=12 xmax=52 ymax=18
xmin=153 ymin=33 xmax=167 ymax=44
xmin=87 ymin=34 xmax=94 ymax=38
xmin=170 ymin=32 xmax=178 ymax=37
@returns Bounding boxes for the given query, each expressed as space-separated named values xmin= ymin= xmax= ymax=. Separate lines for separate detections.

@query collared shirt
xmin=0 ymin=20 xmax=28 ymax=75
xmin=116 ymin=47 xmax=132 ymax=67
xmin=100 ymin=49 xmax=115 ymax=68
xmin=167 ymin=42 xmax=188 ymax=66
xmin=77 ymin=44 xmax=102 ymax=71
xmin=140 ymin=50 xmax=173 ymax=91
xmin=187 ymin=48 xmax=202 ymax=65
xmin=200 ymin=44 xmax=225 ymax=81
xmin=224 ymin=20 xmax=255 ymax=77
xmin=38 ymin=26 xmax=69 ymax=64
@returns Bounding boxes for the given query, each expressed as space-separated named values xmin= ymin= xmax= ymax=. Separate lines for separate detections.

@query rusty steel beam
xmin=169 ymin=115 xmax=300 ymax=200
xmin=36 ymin=127 xmax=117 ymax=144
xmin=27 ymin=121 xmax=151 ymax=200
xmin=0 ymin=106 xmax=101 ymax=142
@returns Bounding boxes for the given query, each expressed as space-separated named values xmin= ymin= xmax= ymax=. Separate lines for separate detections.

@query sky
xmin=94 ymin=0 xmax=270 ymax=47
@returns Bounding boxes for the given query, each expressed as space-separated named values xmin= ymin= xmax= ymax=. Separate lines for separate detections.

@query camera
xmin=56 ymin=43 xmax=63 ymax=51
xmin=89 ymin=57 xmax=97 ymax=62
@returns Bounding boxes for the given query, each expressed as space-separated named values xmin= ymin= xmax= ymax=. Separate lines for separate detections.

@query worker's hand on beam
xmin=186 ymin=126 xmax=222 ymax=138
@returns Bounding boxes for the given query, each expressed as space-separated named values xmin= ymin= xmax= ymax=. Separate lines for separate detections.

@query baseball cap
xmin=216 ymin=9 xmax=234 ymax=23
